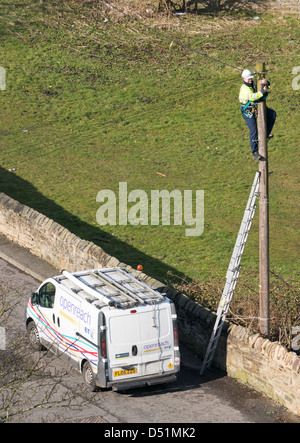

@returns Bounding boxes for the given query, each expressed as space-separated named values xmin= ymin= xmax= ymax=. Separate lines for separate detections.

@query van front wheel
xmin=26 ymin=321 xmax=44 ymax=351
xmin=83 ymin=361 xmax=97 ymax=392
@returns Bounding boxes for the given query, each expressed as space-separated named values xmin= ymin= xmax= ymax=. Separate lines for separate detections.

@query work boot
xmin=253 ymin=151 xmax=263 ymax=161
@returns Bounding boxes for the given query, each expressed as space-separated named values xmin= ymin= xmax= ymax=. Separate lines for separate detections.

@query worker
xmin=239 ymin=69 xmax=276 ymax=160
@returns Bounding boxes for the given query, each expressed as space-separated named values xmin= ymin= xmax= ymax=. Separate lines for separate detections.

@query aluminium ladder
xmin=200 ymin=171 xmax=260 ymax=375
xmin=61 ymin=267 xmax=165 ymax=310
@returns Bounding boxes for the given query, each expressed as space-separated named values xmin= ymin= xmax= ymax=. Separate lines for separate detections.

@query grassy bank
xmin=0 ymin=1 xmax=299 ymax=291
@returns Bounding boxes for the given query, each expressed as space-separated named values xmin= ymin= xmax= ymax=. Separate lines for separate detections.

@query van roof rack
xmin=58 ymin=268 xmax=165 ymax=310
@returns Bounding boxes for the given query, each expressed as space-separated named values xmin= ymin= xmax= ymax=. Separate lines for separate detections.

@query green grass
xmin=0 ymin=0 xmax=299 ymax=288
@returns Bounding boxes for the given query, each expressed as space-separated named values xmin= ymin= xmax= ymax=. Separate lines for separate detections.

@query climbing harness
xmin=241 ymin=101 xmax=256 ymax=118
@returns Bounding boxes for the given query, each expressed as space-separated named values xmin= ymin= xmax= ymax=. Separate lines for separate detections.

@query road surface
xmin=0 ymin=257 xmax=298 ymax=425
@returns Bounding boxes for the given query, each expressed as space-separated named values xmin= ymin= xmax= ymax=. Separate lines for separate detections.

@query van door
xmin=35 ymin=281 xmax=58 ymax=349
xmin=107 ymin=310 xmax=143 ymax=381
xmin=140 ymin=304 xmax=174 ymax=376
xmin=57 ymin=292 xmax=83 ymax=363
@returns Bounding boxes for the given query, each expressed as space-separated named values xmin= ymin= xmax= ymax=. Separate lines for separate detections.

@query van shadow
xmin=0 ymin=166 xmax=187 ymax=286
xmin=115 ymin=364 xmax=226 ymax=398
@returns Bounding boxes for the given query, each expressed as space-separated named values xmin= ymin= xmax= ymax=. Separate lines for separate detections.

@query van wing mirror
xmin=31 ymin=292 xmax=39 ymax=305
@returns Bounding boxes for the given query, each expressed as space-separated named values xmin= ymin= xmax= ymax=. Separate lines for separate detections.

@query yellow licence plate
xmin=113 ymin=368 xmax=137 ymax=377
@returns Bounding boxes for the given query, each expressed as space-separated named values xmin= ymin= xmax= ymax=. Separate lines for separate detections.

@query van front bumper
xmin=108 ymin=372 xmax=178 ymax=391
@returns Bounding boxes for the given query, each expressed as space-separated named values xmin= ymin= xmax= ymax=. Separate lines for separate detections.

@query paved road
xmin=0 ymin=257 xmax=299 ymax=425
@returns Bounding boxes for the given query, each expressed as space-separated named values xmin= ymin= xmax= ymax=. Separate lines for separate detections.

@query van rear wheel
xmin=83 ymin=361 xmax=97 ymax=392
xmin=26 ymin=321 xmax=44 ymax=351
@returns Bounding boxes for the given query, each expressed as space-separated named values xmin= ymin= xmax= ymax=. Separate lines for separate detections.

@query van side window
xmin=39 ymin=283 xmax=56 ymax=309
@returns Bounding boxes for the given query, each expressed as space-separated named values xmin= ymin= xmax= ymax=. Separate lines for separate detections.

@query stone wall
xmin=172 ymin=288 xmax=300 ymax=415
xmin=0 ymin=193 xmax=121 ymax=273
xmin=0 ymin=192 xmax=299 ymax=416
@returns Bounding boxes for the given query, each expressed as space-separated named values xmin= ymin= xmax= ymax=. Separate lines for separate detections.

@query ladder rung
xmin=120 ymin=278 xmax=133 ymax=284
xmin=94 ymin=283 xmax=105 ymax=288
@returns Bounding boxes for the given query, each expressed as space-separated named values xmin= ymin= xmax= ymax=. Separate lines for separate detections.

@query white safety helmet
xmin=242 ymin=69 xmax=254 ymax=79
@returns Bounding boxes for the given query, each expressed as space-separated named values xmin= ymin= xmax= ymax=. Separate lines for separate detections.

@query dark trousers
xmin=243 ymin=108 xmax=276 ymax=154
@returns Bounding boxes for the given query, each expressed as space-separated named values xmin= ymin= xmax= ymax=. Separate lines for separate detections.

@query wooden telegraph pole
xmin=256 ymin=61 xmax=270 ymax=337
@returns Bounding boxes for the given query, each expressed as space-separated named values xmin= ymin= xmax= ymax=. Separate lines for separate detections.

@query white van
xmin=25 ymin=267 xmax=180 ymax=391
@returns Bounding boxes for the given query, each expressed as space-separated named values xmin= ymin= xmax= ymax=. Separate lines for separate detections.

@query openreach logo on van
xmin=60 ymin=295 xmax=91 ymax=326
xmin=96 ymin=182 xmax=204 ymax=237
xmin=144 ymin=340 xmax=170 ymax=352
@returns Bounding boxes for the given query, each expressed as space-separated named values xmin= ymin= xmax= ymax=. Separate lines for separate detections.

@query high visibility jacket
xmin=239 ymin=83 xmax=270 ymax=105
xmin=239 ymin=82 xmax=270 ymax=117
xmin=239 ymin=83 xmax=264 ymax=105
